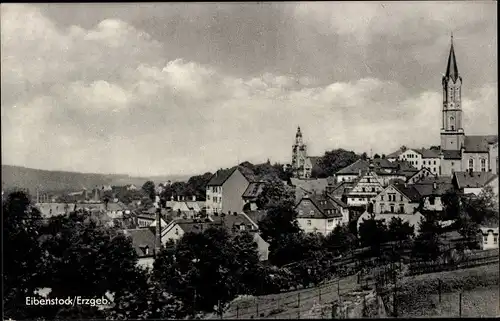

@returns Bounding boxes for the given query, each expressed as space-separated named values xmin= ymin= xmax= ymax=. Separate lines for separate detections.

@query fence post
xmin=438 ymin=279 xmax=442 ymax=303
xmin=337 ymin=278 xmax=340 ymax=298
xmin=218 ymin=300 xmax=222 ymax=319
xmin=362 ymin=294 xmax=367 ymax=317
xmin=236 ymin=305 xmax=239 ymax=319
xmin=459 ymin=292 xmax=462 ymax=317
xmin=298 ymin=293 xmax=301 ymax=308
xmin=256 ymin=300 xmax=259 ymax=318
xmin=331 ymin=301 xmax=337 ymax=318
xmin=319 ymin=287 xmax=322 ymax=303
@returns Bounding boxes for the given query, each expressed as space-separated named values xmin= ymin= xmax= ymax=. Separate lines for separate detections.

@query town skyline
xmin=1 ymin=2 xmax=497 ymax=177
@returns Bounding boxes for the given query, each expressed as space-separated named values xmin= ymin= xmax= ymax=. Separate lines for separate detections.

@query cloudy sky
xmin=1 ymin=2 xmax=497 ymax=176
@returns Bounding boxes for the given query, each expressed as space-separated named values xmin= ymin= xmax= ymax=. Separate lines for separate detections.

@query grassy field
xmin=396 ymin=263 xmax=499 ymax=318
xmin=214 ymin=274 xmax=362 ymax=319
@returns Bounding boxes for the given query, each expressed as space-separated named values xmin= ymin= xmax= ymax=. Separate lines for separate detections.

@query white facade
xmin=479 ymin=227 xmax=499 ymax=250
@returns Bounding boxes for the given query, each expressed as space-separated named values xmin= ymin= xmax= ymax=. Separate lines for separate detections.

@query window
xmin=381 ymin=195 xmax=384 ymax=201
xmin=494 ymin=236 xmax=498 ymax=244
xmin=367 ymin=178 xmax=371 ymax=183
xmin=429 ymin=196 xmax=435 ymax=205
xmin=468 ymin=158 xmax=474 ymax=171
xmin=362 ymin=187 xmax=366 ymax=192
xmin=483 ymin=235 xmax=488 ymax=244
xmin=380 ymin=204 xmax=385 ymax=212
xmin=481 ymin=159 xmax=486 ymax=172
xmin=399 ymin=204 xmax=405 ymax=214
xmin=307 ymin=220 xmax=312 ymax=226
xmin=310 ymin=210 xmax=315 ymax=215
xmin=358 ymin=198 xmax=363 ymax=201
xmin=371 ymin=188 xmax=375 ymax=192
xmin=299 ymin=210 xmax=304 ymax=215
xmin=175 ymin=228 xmax=179 ymax=235
xmin=327 ymin=219 xmax=334 ymax=227
xmin=434 ymin=160 xmax=436 ymax=165
xmin=400 ymin=195 xmax=403 ymax=202
xmin=144 ymin=247 xmax=149 ymax=255
xmin=423 ymin=161 xmax=426 ymax=165
xmin=207 ymin=195 xmax=210 ymax=201
xmin=390 ymin=205 xmax=395 ymax=213
xmin=239 ymin=225 xmax=246 ymax=231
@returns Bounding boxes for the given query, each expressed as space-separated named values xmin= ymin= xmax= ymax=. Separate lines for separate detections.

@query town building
xmin=392 ymin=148 xmax=441 ymax=174
xmin=345 ymin=167 xmax=385 ymax=207
xmin=478 ymin=227 xmax=499 ymax=250
xmin=406 ymin=167 xmax=437 ymax=185
xmin=289 ymin=126 xmax=321 ymax=179
xmin=205 ymin=167 xmax=250 ymax=215
xmin=242 ymin=181 xmax=266 ymax=211
xmin=295 ymin=193 xmax=349 ymax=236
xmin=122 ymin=228 xmax=156 ymax=269
xmin=357 ymin=183 xmax=425 ymax=235
xmin=452 ymin=171 xmax=498 ymax=196
xmin=412 ymin=177 xmax=455 ymax=214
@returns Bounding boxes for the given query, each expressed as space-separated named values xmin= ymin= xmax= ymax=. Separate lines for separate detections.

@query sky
xmin=1 ymin=2 xmax=497 ymax=176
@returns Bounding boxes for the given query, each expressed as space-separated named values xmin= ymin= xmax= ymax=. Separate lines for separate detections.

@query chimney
xmin=154 ymin=207 xmax=161 ymax=256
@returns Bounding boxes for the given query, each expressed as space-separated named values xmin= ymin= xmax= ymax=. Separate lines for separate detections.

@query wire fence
xmin=217 ymin=274 xmax=381 ymax=319
xmin=215 ymin=248 xmax=499 ymax=319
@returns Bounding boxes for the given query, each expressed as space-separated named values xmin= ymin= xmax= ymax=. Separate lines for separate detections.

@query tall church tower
xmin=292 ymin=126 xmax=308 ymax=177
xmin=440 ymin=34 xmax=465 ymax=151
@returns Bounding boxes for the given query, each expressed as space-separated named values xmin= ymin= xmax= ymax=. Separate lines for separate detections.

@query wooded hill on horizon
xmin=1 ymin=165 xmax=191 ymax=194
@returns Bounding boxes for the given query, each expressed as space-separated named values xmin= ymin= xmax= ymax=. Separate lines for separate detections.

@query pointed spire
xmin=445 ymin=33 xmax=459 ymax=82
xmin=296 ymin=126 xmax=302 ymax=137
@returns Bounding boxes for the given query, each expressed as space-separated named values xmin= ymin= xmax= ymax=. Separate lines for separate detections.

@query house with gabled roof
xmin=205 ymin=167 xmax=250 ymax=215
xmin=242 ymin=181 xmax=266 ymax=211
xmin=162 ymin=213 xmax=270 ymax=261
xmin=295 ymin=193 xmax=349 ymax=236
xmin=412 ymin=176 xmax=455 ymax=213
xmin=452 ymin=171 xmax=498 ymax=196
xmin=406 ymin=167 xmax=437 ymax=185
xmin=386 ymin=148 xmax=441 ymax=175
xmin=335 ymin=159 xmax=370 ymax=183
xmin=122 ymin=228 xmax=156 ymax=269
xmin=345 ymin=168 xmax=384 ymax=207
xmin=357 ymin=183 xmax=424 ymax=235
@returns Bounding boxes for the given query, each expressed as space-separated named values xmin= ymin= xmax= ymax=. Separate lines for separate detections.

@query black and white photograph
xmin=1 ymin=2 xmax=498 ymax=319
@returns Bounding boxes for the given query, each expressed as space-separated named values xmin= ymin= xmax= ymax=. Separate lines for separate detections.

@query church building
xmin=438 ymin=35 xmax=498 ymax=176
xmin=290 ymin=127 xmax=321 ymax=179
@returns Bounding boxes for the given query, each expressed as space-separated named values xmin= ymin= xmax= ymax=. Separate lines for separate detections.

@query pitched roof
xmin=243 ymin=210 xmax=268 ymax=225
xmin=336 ymin=159 xmax=370 ymax=175
xmin=207 ymin=167 xmax=239 ymax=186
xmin=212 ymin=213 xmax=258 ymax=231
xmin=442 ymin=150 xmax=462 ymax=160
xmin=308 ymin=156 xmax=321 ymax=169
xmin=463 ymin=135 xmax=498 ymax=153
xmin=392 ymin=184 xmax=422 ymax=202
xmin=386 ymin=150 xmax=403 ymax=158
xmin=373 ymin=158 xmax=398 ymax=169
xmin=123 ymin=228 xmax=156 ymax=257
xmin=290 ymin=178 xmax=329 ymax=194
xmin=242 ymin=182 xmax=265 ymax=199
xmin=414 ymin=148 xmax=440 ymax=158
xmin=454 ymin=171 xmax=498 ymax=189
xmin=295 ymin=194 xmax=343 ymax=219
xmin=328 ymin=181 xmax=355 ymax=198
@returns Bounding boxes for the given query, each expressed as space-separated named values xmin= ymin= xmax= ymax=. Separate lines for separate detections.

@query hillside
xmin=1 ymin=165 xmax=191 ymax=193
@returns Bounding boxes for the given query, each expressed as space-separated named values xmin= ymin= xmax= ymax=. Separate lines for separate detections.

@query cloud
xmin=1 ymin=4 xmax=497 ymax=176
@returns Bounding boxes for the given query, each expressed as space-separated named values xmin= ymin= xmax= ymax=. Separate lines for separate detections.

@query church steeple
xmin=440 ymin=33 xmax=464 ymax=152
xmin=445 ymin=33 xmax=460 ymax=82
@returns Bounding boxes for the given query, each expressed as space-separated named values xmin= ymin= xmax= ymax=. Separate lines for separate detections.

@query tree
xmin=399 ymin=145 xmax=408 ymax=152
xmin=358 ymin=216 xmax=388 ymax=251
xmin=3 ymin=191 xmax=45 ymax=320
xmin=324 ymin=224 xmax=357 ymax=257
xmin=373 ymin=154 xmax=381 ymax=159
xmin=38 ymin=211 xmax=146 ymax=318
xmin=412 ymin=216 xmax=442 ymax=261
xmin=430 ymin=145 xmax=440 ymax=151
xmin=381 ymin=154 xmax=386 ymax=159
xmin=256 ymin=178 xmax=295 ymax=210
xmin=361 ymin=152 xmax=368 ymax=160
xmin=463 ymin=186 xmax=499 ymax=225
xmin=441 ymin=189 xmax=462 ymax=221
xmin=258 ymin=205 xmax=301 ymax=246
xmin=142 ymin=180 xmax=156 ymax=201
xmin=312 ymin=149 xmax=360 ymax=178
xmin=153 ymin=227 xmax=262 ymax=316
xmin=456 ymin=212 xmax=480 ymax=250
xmin=387 ymin=217 xmax=414 ymax=243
